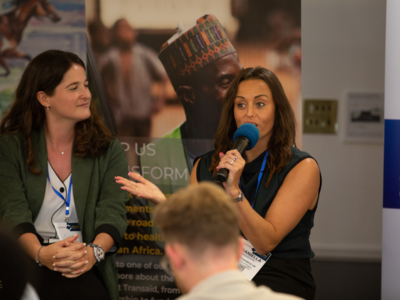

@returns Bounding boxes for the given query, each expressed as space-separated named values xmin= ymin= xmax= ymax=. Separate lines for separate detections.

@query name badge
xmin=54 ymin=222 xmax=83 ymax=243
xmin=238 ymin=239 xmax=271 ymax=281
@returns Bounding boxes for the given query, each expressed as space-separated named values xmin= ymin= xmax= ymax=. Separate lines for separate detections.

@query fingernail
xmin=54 ymin=268 xmax=57 ymax=271
xmin=81 ymin=270 xmax=84 ymax=273
xmin=121 ymin=187 xmax=126 ymax=190
xmin=83 ymin=243 xmax=86 ymax=246
xmin=219 ymin=152 xmax=223 ymax=155
xmin=128 ymin=172 xmax=131 ymax=175
xmin=53 ymin=256 xmax=56 ymax=259
xmin=62 ymin=273 xmax=65 ymax=276
xmin=85 ymin=260 xmax=89 ymax=264
xmin=85 ymin=250 xmax=87 ymax=254
xmin=52 ymin=263 xmax=55 ymax=266
xmin=216 ymin=166 xmax=220 ymax=170
xmin=66 ymin=242 xmax=69 ymax=246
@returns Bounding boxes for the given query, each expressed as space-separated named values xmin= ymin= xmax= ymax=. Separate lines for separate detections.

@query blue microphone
xmin=214 ymin=123 xmax=260 ymax=184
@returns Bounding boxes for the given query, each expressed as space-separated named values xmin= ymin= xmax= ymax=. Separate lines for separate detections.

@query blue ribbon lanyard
xmin=47 ymin=169 xmax=72 ymax=223
xmin=239 ymin=151 xmax=269 ymax=208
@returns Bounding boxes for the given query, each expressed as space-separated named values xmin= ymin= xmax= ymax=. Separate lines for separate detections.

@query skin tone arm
xmin=192 ymin=149 xmax=320 ymax=255
xmin=115 ymin=172 xmax=167 ymax=205
xmin=189 ymin=159 xmax=200 ymax=185
xmin=53 ymin=233 xmax=114 ymax=278
xmin=116 ymin=149 xmax=319 ymax=255
xmin=19 ymin=233 xmax=85 ymax=271
xmin=115 ymin=158 xmax=202 ymax=201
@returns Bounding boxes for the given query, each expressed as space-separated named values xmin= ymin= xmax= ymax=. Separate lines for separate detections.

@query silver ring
xmin=230 ymin=157 xmax=237 ymax=165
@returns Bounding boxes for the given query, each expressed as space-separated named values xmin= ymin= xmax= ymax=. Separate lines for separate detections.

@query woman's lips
xmin=245 ymin=122 xmax=258 ymax=127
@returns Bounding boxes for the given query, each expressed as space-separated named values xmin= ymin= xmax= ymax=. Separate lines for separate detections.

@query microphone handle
xmin=214 ymin=168 xmax=228 ymax=185
xmin=213 ymin=137 xmax=250 ymax=184
xmin=233 ymin=137 xmax=250 ymax=154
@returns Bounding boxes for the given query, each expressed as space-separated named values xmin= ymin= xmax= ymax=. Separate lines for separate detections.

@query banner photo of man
xmin=0 ymin=0 xmax=86 ymax=118
xmin=86 ymin=1 xmax=301 ymax=299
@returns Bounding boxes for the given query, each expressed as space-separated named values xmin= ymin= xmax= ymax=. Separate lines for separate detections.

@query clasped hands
xmin=38 ymin=234 xmax=96 ymax=278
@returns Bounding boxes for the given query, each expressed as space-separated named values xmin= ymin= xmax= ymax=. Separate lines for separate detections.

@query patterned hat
xmin=159 ymin=14 xmax=237 ymax=89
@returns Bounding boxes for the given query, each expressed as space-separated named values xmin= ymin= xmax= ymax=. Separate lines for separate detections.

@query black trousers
xmin=252 ymin=256 xmax=316 ymax=300
xmin=28 ymin=257 xmax=111 ymax=300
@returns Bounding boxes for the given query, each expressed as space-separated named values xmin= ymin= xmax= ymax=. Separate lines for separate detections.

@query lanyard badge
xmin=47 ymin=169 xmax=72 ymax=223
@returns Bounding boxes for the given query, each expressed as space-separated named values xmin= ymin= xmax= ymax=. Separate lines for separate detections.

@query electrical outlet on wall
xmin=303 ymin=99 xmax=338 ymax=134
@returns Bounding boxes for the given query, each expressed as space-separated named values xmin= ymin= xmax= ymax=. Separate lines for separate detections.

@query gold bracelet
xmin=35 ymin=246 xmax=45 ymax=267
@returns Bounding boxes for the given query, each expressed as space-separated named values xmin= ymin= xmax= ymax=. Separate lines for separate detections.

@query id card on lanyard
xmin=47 ymin=169 xmax=83 ymax=243
xmin=238 ymin=239 xmax=272 ymax=281
xmin=54 ymin=222 xmax=83 ymax=243
xmin=238 ymin=150 xmax=272 ymax=280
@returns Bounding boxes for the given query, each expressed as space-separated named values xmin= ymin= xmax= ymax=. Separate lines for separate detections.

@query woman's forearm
xmin=230 ymin=159 xmax=321 ymax=255
xmin=92 ymin=232 xmax=114 ymax=252
xmin=236 ymin=197 xmax=280 ymax=255
xmin=18 ymin=232 xmax=42 ymax=260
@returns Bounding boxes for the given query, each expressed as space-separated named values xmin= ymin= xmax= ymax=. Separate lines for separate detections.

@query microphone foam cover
xmin=233 ymin=123 xmax=260 ymax=150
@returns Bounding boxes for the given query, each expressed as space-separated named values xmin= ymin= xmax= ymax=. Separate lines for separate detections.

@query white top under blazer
xmin=34 ymin=161 xmax=79 ymax=240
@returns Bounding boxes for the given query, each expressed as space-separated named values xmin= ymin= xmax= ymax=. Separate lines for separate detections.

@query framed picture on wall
xmin=344 ymin=91 xmax=384 ymax=143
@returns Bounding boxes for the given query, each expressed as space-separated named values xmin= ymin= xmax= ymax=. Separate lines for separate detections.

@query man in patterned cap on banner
xmin=140 ymin=14 xmax=242 ymax=198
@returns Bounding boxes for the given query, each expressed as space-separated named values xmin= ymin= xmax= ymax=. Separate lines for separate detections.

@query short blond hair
xmin=154 ymin=182 xmax=239 ymax=252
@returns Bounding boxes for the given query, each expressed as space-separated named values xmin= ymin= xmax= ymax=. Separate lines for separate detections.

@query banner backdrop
xmin=0 ymin=0 xmax=86 ymax=118
xmin=87 ymin=1 xmax=302 ymax=299
xmin=382 ymin=0 xmax=400 ymax=298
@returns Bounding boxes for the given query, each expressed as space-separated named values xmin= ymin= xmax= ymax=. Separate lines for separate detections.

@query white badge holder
xmin=238 ymin=239 xmax=272 ymax=281
xmin=54 ymin=222 xmax=83 ymax=243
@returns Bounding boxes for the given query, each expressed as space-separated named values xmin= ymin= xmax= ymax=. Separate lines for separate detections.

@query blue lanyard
xmin=47 ymin=169 xmax=72 ymax=223
xmin=240 ymin=150 xmax=269 ymax=208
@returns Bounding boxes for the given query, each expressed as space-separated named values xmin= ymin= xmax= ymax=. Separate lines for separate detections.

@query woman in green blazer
xmin=0 ymin=50 xmax=128 ymax=300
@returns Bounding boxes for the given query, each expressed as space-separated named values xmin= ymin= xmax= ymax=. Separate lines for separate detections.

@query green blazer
xmin=0 ymin=127 xmax=129 ymax=300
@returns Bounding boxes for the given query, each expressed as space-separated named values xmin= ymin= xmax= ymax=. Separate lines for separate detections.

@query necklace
xmin=46 ymin=140 xmax=67 ymax=155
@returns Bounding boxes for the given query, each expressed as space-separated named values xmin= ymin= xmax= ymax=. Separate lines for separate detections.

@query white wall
xmin=302 ymin=0 xmax=386 ymax=260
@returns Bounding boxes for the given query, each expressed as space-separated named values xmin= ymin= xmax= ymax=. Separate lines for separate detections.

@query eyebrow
xmin=235 ymin=94 xmax=269 ymax=99
xmin=218 ymin=74 xmax=236 ymax=81
xmin=65 ymin=79 xmax=88 ymax=88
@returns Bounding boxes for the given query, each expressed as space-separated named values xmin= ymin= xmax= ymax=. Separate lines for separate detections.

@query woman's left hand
xmin=217 ymin=149 xmax=245 ymax=197
xmin=52 ymin=244 xmax=97 ymax=278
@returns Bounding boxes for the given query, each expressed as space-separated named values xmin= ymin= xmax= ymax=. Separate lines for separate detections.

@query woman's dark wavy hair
xmin=0 ymin=49 xmax=113 ymax=174
xmin=210 ymin=67 xmax=296 ymax=187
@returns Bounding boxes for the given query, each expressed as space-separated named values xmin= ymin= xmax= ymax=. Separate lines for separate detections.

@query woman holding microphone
xmin=116 ymin=67 xmax=321 ymax=300
xmin=0 ymin=50 xmax=128 ymax=300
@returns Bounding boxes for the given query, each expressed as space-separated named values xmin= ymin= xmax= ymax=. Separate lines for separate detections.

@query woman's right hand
xmin=38 ymin=234 xmax=87 ymax=272
xmin=217 ymin=150 xmax=246 ymax=198
xmin=115 ymin=172 xmax=167 ymax=205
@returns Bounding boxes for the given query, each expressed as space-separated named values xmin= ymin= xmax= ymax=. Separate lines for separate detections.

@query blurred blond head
xmin=154 ymin=182 xmax=240 ymax=255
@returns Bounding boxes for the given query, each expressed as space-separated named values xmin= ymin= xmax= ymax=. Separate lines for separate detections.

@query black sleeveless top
xmin=196 ymin=147 xmax=321 ymax=258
